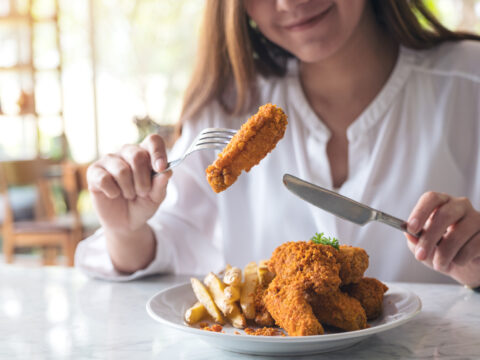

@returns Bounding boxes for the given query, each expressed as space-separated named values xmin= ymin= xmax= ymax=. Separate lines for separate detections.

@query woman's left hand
xmin=405 ymin=191 xmax=480 ymax=288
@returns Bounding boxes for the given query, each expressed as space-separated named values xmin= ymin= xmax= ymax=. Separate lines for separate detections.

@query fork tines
xmin=196 ymin=128 xmax=236 ymax=146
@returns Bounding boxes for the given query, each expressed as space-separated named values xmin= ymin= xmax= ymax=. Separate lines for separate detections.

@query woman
xmin=77 ymin=0 xmax=480 ymax=289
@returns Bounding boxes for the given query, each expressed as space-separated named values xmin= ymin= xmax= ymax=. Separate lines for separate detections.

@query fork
xmin=151 ymin=127 xmax=237 ymax=176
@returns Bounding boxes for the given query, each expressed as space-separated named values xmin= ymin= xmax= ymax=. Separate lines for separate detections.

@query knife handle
xmin=374 ymin=211 xmax=421 ymax=238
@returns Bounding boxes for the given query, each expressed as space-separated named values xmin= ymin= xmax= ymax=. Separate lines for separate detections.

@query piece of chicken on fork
xmin=206 ymin=103 xmax=288 ymax=193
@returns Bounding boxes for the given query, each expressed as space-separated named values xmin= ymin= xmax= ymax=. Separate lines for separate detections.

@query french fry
xmin=204 ymin=271 xmax=221 ymax=289
xmin=223 ymin=266 xmax=242 ymax=286
xmin=257 ymin=259 xmax=275 ymax=286
xmin=240 ymin=261 xmax=258 ymax=319
xmin=224 ymin=285 xmax=241 ymax=303
xmin=190 ymin=277 xmax=224 ymax=324
xmin=204 ymin=272 xmax=246 ymax=329
xmin=226 ymin=303 xmax=247 ymax=329
xmin=204 ymin=272 xmax=233 ymax=315
xmin=217 ymin=264 xmax=231 ymax=278
xmin=184 ymin=301 xmax=207 ymax=325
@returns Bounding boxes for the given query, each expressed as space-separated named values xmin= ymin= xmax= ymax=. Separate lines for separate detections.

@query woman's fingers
xmin=407 ymin=192 xmax=450 ymax=260
xmin=406 ymin=192 xmax=480 ymax=286
xmin=432 ymin=209 xmax=480 ymax=271
xmin=87 ymin=135 xmax=171 ymax=203
xmin=120 ymin=145 xmax=152 ymax=197
xmin=406 ymin=192 xmax=480 ymax=280
xmin=87 ymin=161 xmax=121 ymax=199
xmin=150 ymin=170 xmax=173 ymax=204
xmin=453 ymin=231 xmax=480 ymax=267
xmin=118 ymin=134 xmax=170 ymax=198
xmin=416 ymin=197 xmax=468 ymax=261
xmin=98 ymin=154 xmax=136 ymax=200
xmin=407 ymin=191 xmax=450 ymax=234
xmin=139 ymin=134 xmax=171 ymax=204
xmin=141 ymin=134 xmax=169 ymax=172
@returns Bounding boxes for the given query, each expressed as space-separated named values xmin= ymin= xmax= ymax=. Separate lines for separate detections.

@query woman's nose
xmin=276 ymin=0 xmax=310 ymax=12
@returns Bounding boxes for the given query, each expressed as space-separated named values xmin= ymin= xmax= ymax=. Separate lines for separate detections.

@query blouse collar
xmin=287 ymin=46 xmax=416 ymax=143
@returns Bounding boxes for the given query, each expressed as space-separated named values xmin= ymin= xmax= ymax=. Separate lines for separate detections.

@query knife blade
xmin=283 ymin=174 xmax=419 ymax=237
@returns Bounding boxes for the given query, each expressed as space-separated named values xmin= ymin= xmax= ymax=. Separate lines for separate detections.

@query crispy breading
xmin=254 ymin=282 xmax=275 ymax=326
xmin=342 ymin=277 xmax=388 ymax=320
xmin=206 ymin=103 xmax=288 ymax=193
xmin=264 ymin=279 xmax=324 ymax=336
xmin=267 ymin=241 xmax=341 ymax=294
xmin=263 ymin=242 xmax=342 ymax=336
xmin=311 ymin=289 xmax=367 ymax=331
xmin=336 ymin=245 xmax=369 ymax=285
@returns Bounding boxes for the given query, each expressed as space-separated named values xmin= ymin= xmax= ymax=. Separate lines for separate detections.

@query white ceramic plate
xmin=146 ymin=282 xmax=421 ymax=356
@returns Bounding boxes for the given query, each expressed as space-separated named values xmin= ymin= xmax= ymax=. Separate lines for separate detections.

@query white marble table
xmin=1 ymin=265 xmax=479 ymax=360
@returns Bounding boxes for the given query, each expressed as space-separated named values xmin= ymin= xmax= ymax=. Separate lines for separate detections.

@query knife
xmin=283 ymin=174 xmax=420 ymax=237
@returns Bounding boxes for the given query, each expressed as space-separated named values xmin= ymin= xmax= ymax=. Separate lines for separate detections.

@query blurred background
xmin=0 ymin=0 xmax=479 ymax=266
xmin=0 ymin=0 xmax=203 ymax=162
xmin=0 ymin=0 xmax=203 ymax=266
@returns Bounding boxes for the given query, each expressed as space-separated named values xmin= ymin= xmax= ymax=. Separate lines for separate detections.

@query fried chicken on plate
xmin=262 ymin=240 xmax=385 ymax=336
xmin=311 ymin=290 xmax=367 ymax=331
xmin=343 ymin=277 xmax=389 ymax=320
xmin=337 ymin=245 xmax=369 ymax=285
xmin=254 ymin=278 xmax=275 ymax=326
xmin=263 ymin=241 xmax=341 ymax=336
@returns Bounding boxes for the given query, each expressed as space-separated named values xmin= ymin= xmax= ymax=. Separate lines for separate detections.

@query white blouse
xmin=75 ymin=41 xmax=480 ymax=284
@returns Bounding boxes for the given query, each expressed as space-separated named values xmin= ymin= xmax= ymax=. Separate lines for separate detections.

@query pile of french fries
xmin=185 ymin=260 xmax=274 ymax=329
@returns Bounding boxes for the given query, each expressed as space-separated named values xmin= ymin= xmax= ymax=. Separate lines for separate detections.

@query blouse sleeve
xmin=75 ymin=108 xmax=225 ymax=280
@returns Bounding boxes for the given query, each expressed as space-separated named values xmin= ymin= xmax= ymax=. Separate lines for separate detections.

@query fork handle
xmin=150 ymin=159 xmax=180 ymax=178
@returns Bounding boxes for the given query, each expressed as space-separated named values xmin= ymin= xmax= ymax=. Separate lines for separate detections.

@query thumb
xmin=149 ymin=170 xmax=172 ymax=204
xmin=141 ymin=134 xmax=168 ymax=172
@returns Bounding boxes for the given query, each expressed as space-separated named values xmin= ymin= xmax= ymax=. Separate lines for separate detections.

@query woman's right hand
xmin=87 ymin=134 xmax=172 ymax=236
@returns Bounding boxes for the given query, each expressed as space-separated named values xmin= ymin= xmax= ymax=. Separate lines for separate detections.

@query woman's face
xmin=244 ymin=0 xmax=368 ymax=63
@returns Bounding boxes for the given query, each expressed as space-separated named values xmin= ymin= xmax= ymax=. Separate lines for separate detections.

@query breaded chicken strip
xmin=264 ymin=279 xmax=324 ymax=336
xmin=311 ymin=289 xmax=368 ymax=331
xmin=336 ymin=245 xmax=369 ymax=285
xmin=254 ymin=263 xmax=275 ymax=326
xmin=343 ymin=277 xmax=388 ymax=320
xmin=206 ymin=103 xmax=287 ymax=193
xmin=254 ymin=282 xmax=275 ymax=327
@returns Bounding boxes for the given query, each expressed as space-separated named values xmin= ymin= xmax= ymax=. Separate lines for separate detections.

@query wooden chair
xmin=0 ymin=159 xmax=83 ymax=266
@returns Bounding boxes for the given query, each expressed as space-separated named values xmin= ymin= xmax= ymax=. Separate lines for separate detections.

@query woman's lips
xmin=283 ymin=4 xmax=334 ymax=32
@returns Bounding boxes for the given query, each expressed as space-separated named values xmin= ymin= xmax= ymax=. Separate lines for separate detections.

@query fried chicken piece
xmin=254 ymin=262 xmax=275 ymax=326
xmin=343 ymin=277 xmax=388 ymax=320
xmin=267 ymin=241 xmax=341 ymax=294
xmin=264 ymin=279 xmax=324 ymax=336
xmin=263 ymin=242 xmax=342 ymax=336
xmin=206 ymin=103 xmax=287 ymax=193
xmin=311 ymin=289 xmax=368 ymax=331
xmin=254 ymin=282 xmax=275 ymax=326
xmin=336 ymin=245 xmax=369 ymax=285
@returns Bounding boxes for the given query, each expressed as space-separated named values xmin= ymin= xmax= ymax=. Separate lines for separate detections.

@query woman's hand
xmin=405 ymin=192 xmax=480 ymax=288
xmin=86 ymin=134 xmax=172 ymax=273
xmin=87 ymin=134 xmax=172 ymax=233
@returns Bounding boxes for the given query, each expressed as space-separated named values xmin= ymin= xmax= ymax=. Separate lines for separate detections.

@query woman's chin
xmin=293 ymin=44 xmax=340 ymax=64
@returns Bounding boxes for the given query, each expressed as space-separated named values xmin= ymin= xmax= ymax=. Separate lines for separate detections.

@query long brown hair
xmin=179 ymin=0 xmax=480 ymax=124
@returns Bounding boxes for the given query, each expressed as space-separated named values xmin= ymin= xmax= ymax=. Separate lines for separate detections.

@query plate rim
xmin=146 ymin=281 xmax=422 ymax=343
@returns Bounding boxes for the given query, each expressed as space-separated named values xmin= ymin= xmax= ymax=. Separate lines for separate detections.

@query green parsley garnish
xmin=310 ymin=232 xmax=340 ymax=249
